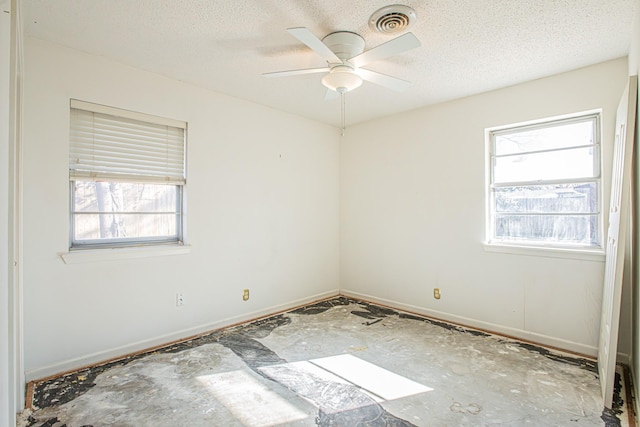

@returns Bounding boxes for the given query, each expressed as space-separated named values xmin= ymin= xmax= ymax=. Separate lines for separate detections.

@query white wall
xmin=341 ymin=58 xmax=628 ymax=356
xmin=22 ymin=38 xmax=340 ymax=380
xmin=21 ymin=33 xmax=631 ymax=383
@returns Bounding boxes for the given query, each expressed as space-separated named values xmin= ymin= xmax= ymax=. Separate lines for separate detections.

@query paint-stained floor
xmin=23 ymin=297 xmax=629 ymax=426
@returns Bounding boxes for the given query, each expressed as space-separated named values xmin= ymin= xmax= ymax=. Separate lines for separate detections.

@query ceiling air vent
xmin=369 ymin=5 xmax=416 ymax=34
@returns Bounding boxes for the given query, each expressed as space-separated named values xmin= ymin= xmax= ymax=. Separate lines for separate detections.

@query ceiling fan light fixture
xmin=321 ymin=66 xmax=363 ymax=93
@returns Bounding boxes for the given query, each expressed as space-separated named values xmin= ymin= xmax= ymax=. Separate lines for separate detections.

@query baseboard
xmin=26 ymin=289 xmax=339 ymax=382
xmin=26 ymin=288 xmax=603 ymax=381
xmin=340 ymin=289 xmax=598 ymax=358
xmin=618 ymin=352 xmax=631 ymax=366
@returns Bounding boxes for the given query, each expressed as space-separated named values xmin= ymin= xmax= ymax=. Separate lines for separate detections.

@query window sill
xmin=59 ymin=244 xmax=191 ymax=264
xmin=483 ymin=242 xmax=605 ymax=262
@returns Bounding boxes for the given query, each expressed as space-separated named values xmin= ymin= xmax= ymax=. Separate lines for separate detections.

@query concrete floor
xmin=24 ymin=297 xmax=630 ymax=426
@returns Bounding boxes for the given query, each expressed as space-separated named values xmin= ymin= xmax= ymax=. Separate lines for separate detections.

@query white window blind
xmin=69 ymin=100 xmax=186 ymax=184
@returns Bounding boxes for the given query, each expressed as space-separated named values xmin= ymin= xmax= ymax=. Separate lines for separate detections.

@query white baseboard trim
xmin=26 ymin=289 xmax=339 ymax=382
xmin=617 ymin=352 xmax=630 ymax=366
xmin=28 ymin=288 xmax=604 ymax=381
xmin=340 ymin=290 xmax=598 ymax=358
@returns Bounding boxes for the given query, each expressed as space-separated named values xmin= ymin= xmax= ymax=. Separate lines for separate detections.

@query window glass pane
xmin=494 ymin=214 xmax=598 ymax=245
xmin=488 ymin=113 xmax=601 ymax=249
xmin=73 ymin=181 xmax=177 ymax=213
xmin=494 ymin=183 xmax=598 ymax=214
xmin=72 ymin=180 xmax=179 ymax=244
xmin=495 ymin=119 xmax=594 ymax=155
xmin=73 ymin=213 xmax=178 ymax=242
xmin=493 ymin=146 xmax=596 ymax=183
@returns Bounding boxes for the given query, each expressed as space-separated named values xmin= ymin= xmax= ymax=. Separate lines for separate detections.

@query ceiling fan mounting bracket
xmin=321 ymin=31 xmax=366 ymax=62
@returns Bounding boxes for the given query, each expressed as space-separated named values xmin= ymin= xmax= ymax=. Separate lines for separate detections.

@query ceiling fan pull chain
xmin=341 ymin=92 xmax=346 ymax=135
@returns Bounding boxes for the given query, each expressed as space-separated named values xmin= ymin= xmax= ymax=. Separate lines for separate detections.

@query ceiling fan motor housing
xmin=321 ymin=31 xmax=366 ymax=62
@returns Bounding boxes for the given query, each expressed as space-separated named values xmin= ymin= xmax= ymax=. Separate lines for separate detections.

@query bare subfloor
xmin=24 ymin=297 xmax=629 ymax=426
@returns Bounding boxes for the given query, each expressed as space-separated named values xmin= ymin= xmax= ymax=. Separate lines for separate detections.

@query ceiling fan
xmin=263 ymin=27 xmax=421 ymax=96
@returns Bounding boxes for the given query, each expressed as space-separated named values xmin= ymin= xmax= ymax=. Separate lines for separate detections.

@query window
xmin=69 ymin=100 xmax=186 ymax=249
xmin=487 ymin=113 xmax=601 ymax=249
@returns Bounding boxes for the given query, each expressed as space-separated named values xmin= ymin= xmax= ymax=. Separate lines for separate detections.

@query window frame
xmin=68 ymin=100 xmax=187 ymax=250
xmin=485 ymin=111 xmax=603 ymax=252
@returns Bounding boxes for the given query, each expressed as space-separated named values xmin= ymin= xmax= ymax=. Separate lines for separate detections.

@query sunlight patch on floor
xmin=310 ymin=354 xmax=433 ymax=400
xmin=197 ymin=369 xmax=309 ymax=427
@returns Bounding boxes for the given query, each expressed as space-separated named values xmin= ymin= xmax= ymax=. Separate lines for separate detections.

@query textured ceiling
xmin=22 ymin=0 xmax=637 ymax=128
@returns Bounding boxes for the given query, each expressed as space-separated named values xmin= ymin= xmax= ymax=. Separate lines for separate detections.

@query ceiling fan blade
xmin=262 ymin=67 xmax=329 ymax=78
xmin=287 ymin=27 xmax=341 ymax=63
xmin=349 ymin=32 xmax=421 ymax=68
xmin=356 ymin=68 xmax=412 ymax=92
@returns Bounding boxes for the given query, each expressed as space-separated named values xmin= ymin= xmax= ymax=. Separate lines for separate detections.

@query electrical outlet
xmin=243 ymin=289 xmax=250 ymax=301
xmin=434 ymin=288 xmax=441 ymax=300
xmin=176 ymin=293 xmax=184 ymax=306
